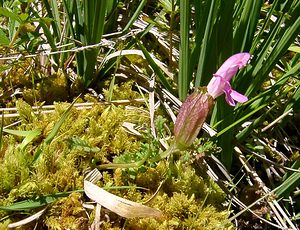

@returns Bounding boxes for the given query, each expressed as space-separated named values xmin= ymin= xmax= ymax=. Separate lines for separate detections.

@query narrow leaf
xmin=0 ymin=28 xmax=9 ymax=45
xmin=3 ymin=128 xmax=41 ymax=150
xmin=44 ymin=98 xmax=78 ymax=144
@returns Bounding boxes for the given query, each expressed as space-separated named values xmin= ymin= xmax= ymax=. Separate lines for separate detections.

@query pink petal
xmin=223 ymin=83 xmax=236 ymax=106
xmin=224 ymin=91 xmax=236 ymax=106
xmin=207 ymin=75 xmax=225 ymax=98
xmin=230 ymin=90 xmax=248 ymax=103
xmin=215 ymin=53 xmax=251 ymax=81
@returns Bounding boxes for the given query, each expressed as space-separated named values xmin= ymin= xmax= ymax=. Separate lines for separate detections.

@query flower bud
xmin=174 ymin=88 xmax=214 ymax=150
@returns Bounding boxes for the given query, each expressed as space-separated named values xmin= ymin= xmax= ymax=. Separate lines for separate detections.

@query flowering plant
xmin=174 ymin=53 xmax=250 ymax=149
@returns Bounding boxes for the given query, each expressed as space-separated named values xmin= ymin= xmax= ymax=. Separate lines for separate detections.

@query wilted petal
xmin=84 ymin=181 xmax=162 ymax=218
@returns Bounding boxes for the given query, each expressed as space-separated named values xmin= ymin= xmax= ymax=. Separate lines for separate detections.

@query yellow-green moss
xmin=126 ymin=193 xmax=233 ymax=230
xmin=102 ymin=80 xmax=141 ymax=101
xmin=0 ymin=83 xmax=233 ymax=229
xmin=44 ymin=192 xmax=88 ymax=230
xmin=0 ymin=147 xmax=32 ymax=194
xmin=22 ymin=71 xmax=69 ymax=104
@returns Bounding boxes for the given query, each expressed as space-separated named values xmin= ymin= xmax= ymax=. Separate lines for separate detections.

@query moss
xmin=87 ymin=105 xmax=145 ymax=161
xmin=0 ymin=146 xmax=32 ymax=194
xmin=126 ymin=193 xmax=233 ymax=229
xmin=102 ymin=80 xmax=140 ymax=101
xmin=1 ymin=59 xmax=33 ymax=89
xmin=0 ymin=219 xmax=11 ymax=230
xmin=44 ymin=192 xmax=89 ymax=230
xmin=16 ymin=99 xmax=38 ymax=124
xmin=135 ymin=164 xmax=165 ymax=191
xmin=39 ymin=72 xmax=69 ymax=104
xmin=0 ymin=83 xmax=233 ymax=229
xmin=163 ymin=164 xmax=207 ymax=199
xmin=1 ymin=61 xmax=70 ymax=106
xmin=23 ymin=71 xmax=69 ymax=104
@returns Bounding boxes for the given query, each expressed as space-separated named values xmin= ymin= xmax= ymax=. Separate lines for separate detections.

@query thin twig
xmin=0 ymin=99 xmax=146 ymax=118
xmin=236 ymin=142 xmax=300 ymax=173
xmin=0 ymin=40 xmax=115 ymax=61
xmin=262 ymin=108 xmax=293 ymax=132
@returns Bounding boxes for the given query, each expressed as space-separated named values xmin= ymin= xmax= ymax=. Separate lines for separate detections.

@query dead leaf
xmin=84 ymin=181 xmax=162 ymax=219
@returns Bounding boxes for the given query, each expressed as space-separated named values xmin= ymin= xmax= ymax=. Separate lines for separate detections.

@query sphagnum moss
xmin=0 ymin=84 xmax=233 ymax=229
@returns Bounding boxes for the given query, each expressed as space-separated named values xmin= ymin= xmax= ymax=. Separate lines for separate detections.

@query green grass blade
xmin=236 ymin=62 xmax=300 ymax=141
xmin=0 ymin=27 xmax=9 ymax=45
xmin=210 ymin=100 xmax=235 ymax=169
xmin=33 ymin=98 xmax=78 ymax=163
xmin=216 ymin=103 xmax=268 ymax=137
xmin=244 ymin=1 xmax=300 ymax=96
xmin=123 ymin=0 xmax=147 ymax=32
xmin=81 ymin=0 xmax=108 ymax=86
xmin=44 ymin=98 xmax=78 ymax=145
xmin=0 ymin=114 xmax=3 ymax=151
xmin=137 ymin=40 xmax=175 ymax=94
xmin=194 ymin=0 xmax=217 ymax=87
xmin=0 ymin=7 xmax=21 ymax=22
xmin=0 ymin=185 xmax=144 ymax=211
xmin=284 ymin=84 xmax=300 ymax=113
xmin=275 ymin=159 xmax=300 ymax=198
xmin=189 ymin=1 xmax=209 ymax=76
xmin=0 ymin=191 xmax=82 ymax=211
xmin=233 ymin=0 xmax=262 ymax=52
xmin=178 ymin=0 xmax=190 ymax=100
xmin=43 ymin=0 xmax=61 ymax=40
xmin=3 ymin=128 xmax=41 ymax=150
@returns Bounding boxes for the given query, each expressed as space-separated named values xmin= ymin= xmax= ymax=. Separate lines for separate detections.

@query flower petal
xmin=224 ymin=92 xmax=236 ymax=106
xmin=207 ymin=75 xmax=225 ymax=98
xmin=230 ymin=90 xmax=248 ymax=103
xmin=215 ymin=53 xmax=250 ymax=81
xmin=223 ymin=83 xmax=236 ymax=106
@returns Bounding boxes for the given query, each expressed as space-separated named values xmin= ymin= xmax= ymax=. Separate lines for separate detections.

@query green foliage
xmin=0 ymin=84 xmax=150 ymax=224
xmin=174 ymin=0 xmax=300 ymax=169
xmin=276 ymin=159 xmax=300 ymax=198
xmin=66 ymin=136 xmax=100 ymax=153
xmin=3 ymin=128 xmax=41 ymax=151
xmin=62 ymin=0 xmax=109 ymax=86
xmin=0 ymin=0 xmax=299 ymax=228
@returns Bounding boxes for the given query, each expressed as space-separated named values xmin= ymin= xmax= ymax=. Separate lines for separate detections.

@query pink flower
xmin=207 ymin=52 xmax=250 ymax=106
